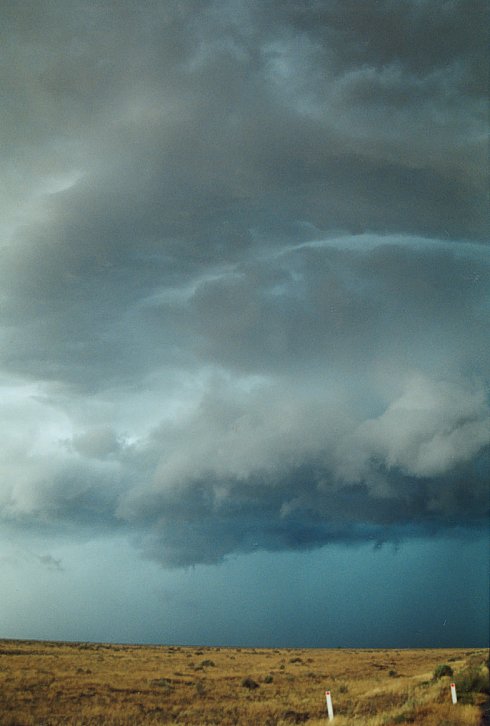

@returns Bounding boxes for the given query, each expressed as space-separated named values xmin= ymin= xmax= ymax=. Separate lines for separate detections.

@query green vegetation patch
xmin=432 ymin=664 xmax=453 ymax=680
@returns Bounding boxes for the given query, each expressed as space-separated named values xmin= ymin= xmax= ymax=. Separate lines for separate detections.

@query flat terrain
xmin=0 ymin=640 xmax=487 ymax=725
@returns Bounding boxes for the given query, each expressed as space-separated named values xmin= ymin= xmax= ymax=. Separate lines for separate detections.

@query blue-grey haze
xmin=1 ymin=534 xmax=488 ymax=647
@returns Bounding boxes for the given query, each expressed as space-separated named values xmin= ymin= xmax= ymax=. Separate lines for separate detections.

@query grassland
xmin=0 ymin=640 xmax=487 ymax=725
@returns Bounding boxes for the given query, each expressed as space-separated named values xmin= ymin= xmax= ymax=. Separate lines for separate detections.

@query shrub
xmin=454 ymin=664 xmax=489 ymax=696
xmin=282 ymin=710 xmax=310 ymax=723
xmin=263 ymin=674 xmax=273 ymax=683
xmin=241 ymin=677 xmax=259 ymax=689
xmin=392 ymin=713 xmax=415 ymax=724
xmin=150 ymin=678 xmax=174 ymax=693
xmin=432 ymin=664 xmax=453 ymax=679
xmin=195 ymin=680 xmax=205 ymax=696
xmin=150 ymin=677 xmax=173 ymax=688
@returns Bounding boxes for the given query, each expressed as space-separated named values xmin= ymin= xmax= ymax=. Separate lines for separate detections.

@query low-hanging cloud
xmin=2 ymin=238 xmax=488 ymax=566
xmin=336 ymin=376 xmax=490 ymax=481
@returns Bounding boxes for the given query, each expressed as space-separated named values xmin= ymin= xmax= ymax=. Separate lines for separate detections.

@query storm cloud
xmin=1 ymin=0 xmax=488 ymax=570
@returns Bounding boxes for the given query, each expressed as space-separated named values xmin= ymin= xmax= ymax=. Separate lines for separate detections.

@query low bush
xmin=150 ymin=677 xmax=174 ymax=694
xmin=432 ymin=664 xmax=453 ymax=679
xmin=194 ymin=680 xmax=205 ymax=696
xmin=454 ymin=664 xmax=489 ymax=697
xmin=241 ymin=677 xmax=259 ymax=689
xmin=282 ymin=710 xmax=310 ymax=723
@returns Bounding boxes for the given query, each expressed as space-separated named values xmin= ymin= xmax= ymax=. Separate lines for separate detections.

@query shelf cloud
xmin=0 ymin=0 xmax=488 ymax=570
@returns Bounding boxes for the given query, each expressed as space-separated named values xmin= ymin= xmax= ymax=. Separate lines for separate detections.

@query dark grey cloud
xmin=185 ymin=241 xmax=490 ymax=377
xmin=0 ymin=1 xmax=488 ymax=568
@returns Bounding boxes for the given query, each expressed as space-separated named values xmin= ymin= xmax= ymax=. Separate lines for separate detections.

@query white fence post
xmin=450 ymin=682 xmax=457 ymax=704
xmin=325 ymin=690 xmax=334 ymax=720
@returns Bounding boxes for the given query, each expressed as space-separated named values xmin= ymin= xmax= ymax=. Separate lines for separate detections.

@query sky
xmin=0 ymin=0 xmax=488 ymax=648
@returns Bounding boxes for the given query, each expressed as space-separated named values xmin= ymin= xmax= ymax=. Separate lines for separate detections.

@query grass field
xmin=0 ymin=640 xmax=487 ymax=725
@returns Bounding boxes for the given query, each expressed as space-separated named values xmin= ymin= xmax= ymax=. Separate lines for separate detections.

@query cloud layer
xmin=0 ymin=0 xmax=488 ymax=566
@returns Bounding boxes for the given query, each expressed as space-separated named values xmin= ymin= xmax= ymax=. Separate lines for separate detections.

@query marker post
xmin=325 ymin=690 xmax=334 ymax=720
xmin=450 ymin=683 xmax=457 ymax=704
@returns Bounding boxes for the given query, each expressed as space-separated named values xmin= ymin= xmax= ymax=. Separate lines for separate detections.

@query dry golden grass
xmin=0 ymin=640 xmax=487 ymax=725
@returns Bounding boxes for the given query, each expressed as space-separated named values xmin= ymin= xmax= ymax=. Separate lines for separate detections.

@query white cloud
xmin=336 ymin=375 xmax=490 ymax=481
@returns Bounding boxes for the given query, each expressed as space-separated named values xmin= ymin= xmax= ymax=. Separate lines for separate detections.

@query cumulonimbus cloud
xmin=0 ymin=0 xmax=488 ymax=567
